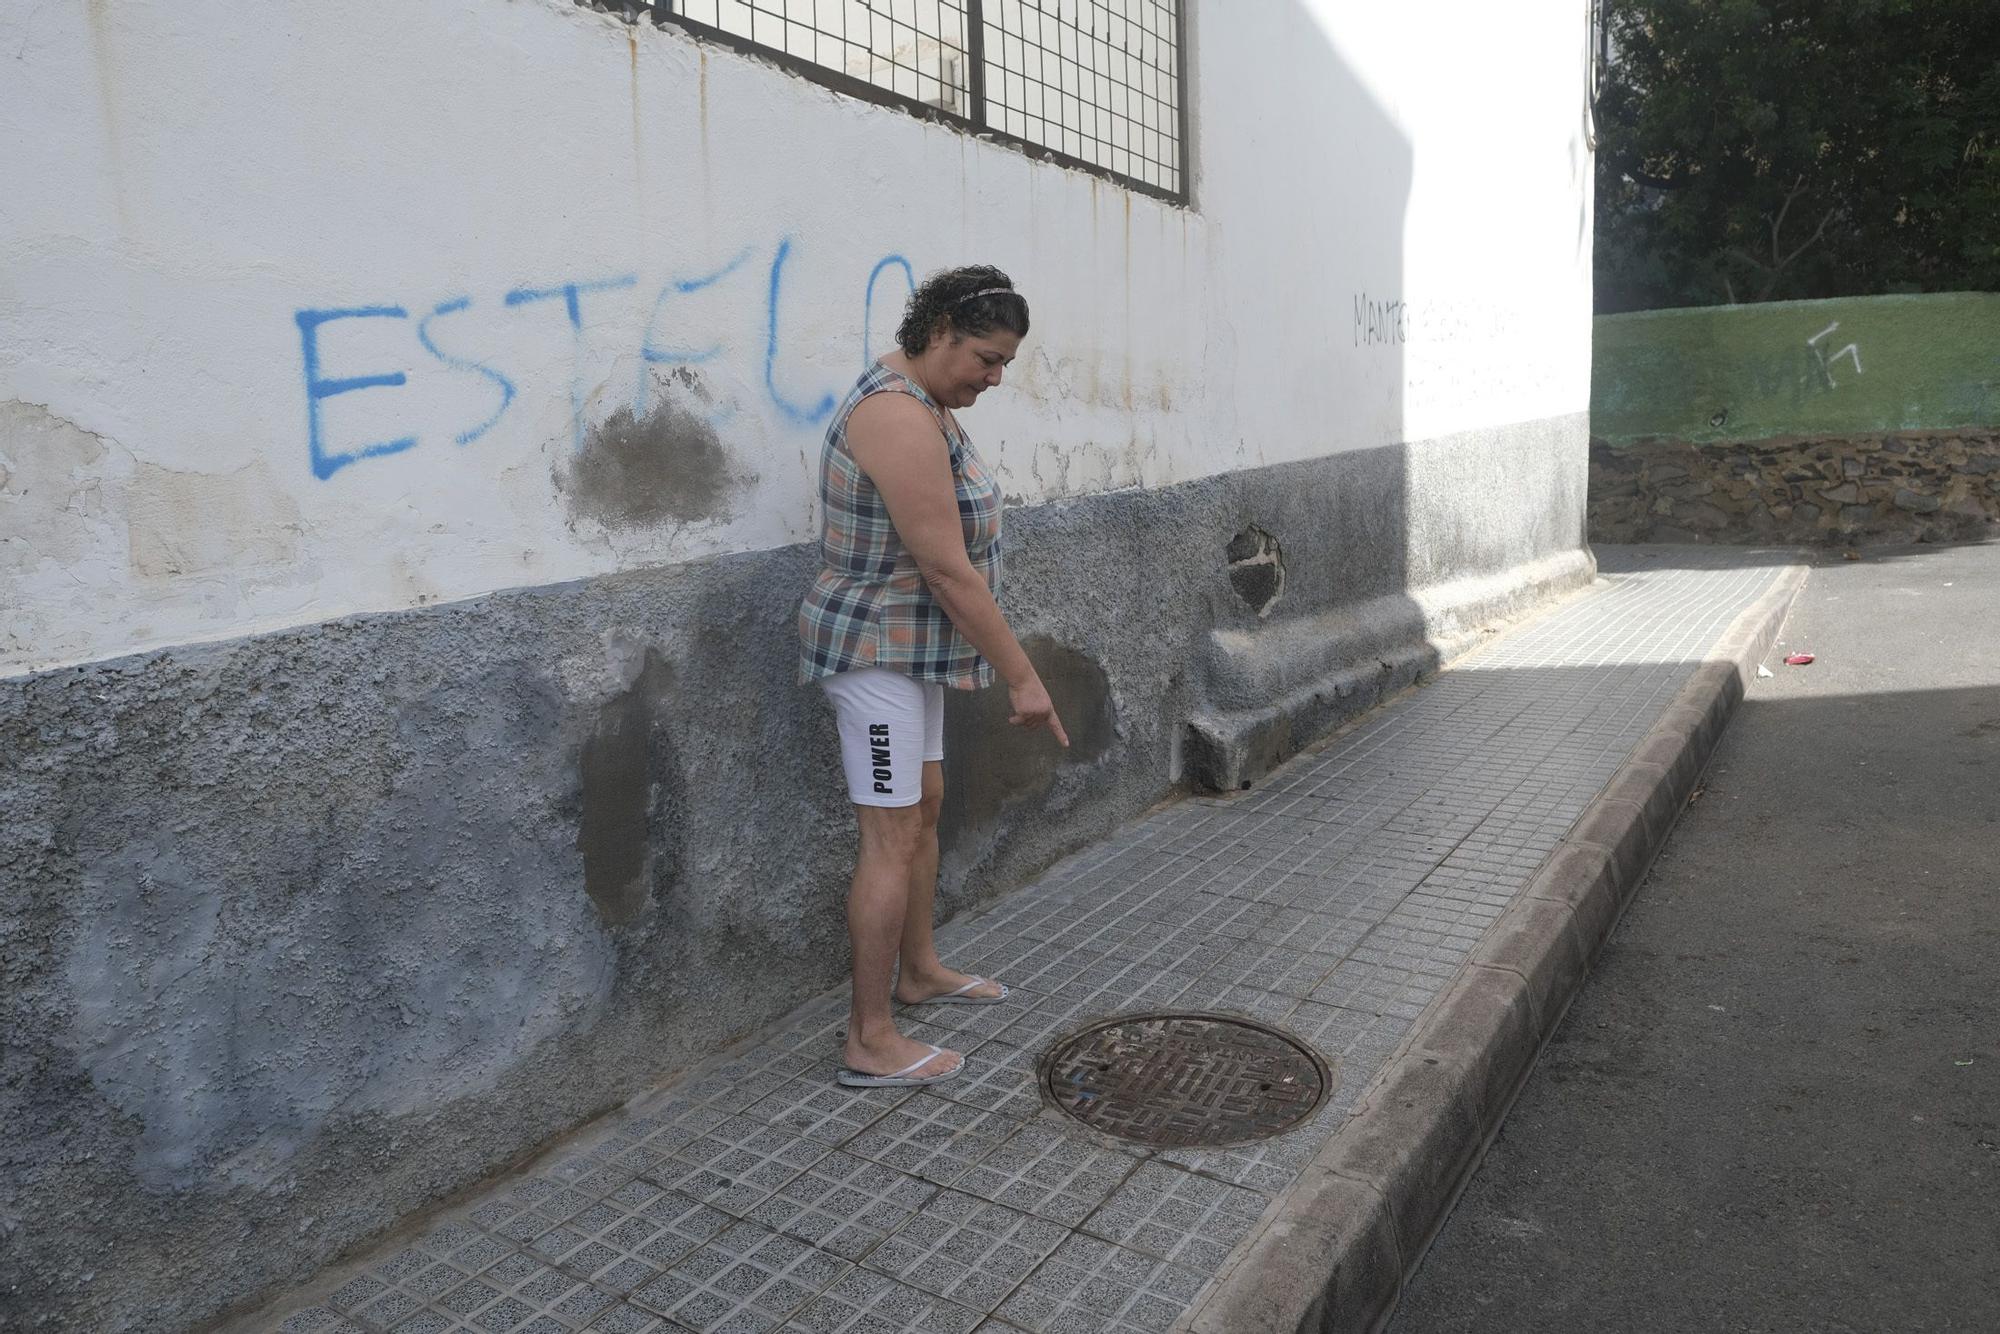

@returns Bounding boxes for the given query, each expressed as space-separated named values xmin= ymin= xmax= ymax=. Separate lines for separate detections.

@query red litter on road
xmin=1784 ymin=653 xmax=1815 ymax=666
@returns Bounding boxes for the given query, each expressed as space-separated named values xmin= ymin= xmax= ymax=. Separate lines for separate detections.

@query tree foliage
xmin=1594 ymin=0 xmax=2000 ymax=312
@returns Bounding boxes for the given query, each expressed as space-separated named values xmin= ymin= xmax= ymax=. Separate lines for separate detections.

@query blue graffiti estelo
xmin=294 ymin=243 xmax=918 ymax=480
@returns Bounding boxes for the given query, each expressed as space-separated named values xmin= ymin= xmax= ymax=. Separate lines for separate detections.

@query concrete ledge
xmin=1186 ymin=637 xmax=1436 ymax=794
xmin=1629 ymin=731 xmax=1702 ymax=804
xmin=1187 ymin=549 xmax=1598 ymax=791
xmin=1525 ymin=843 xmax=1623 ymax=957
xmin=1657 ymin=702 xmax=1723 ymax=753
xmin=1468 ymin=899 xmax=1590 ymax=1036
xmin=1183 ymin=555 xmax=1809 ymax=1334
xmin=1563 ymin=797 xmax=1652 ymax=885
xmin=1310 ymin=1052 xmax=1486 ymax=1276
xmin=1188 ymin=1169 xmax=1401 ymax=1334
xmin=1409 ymin=965 xmax=1542 ymax=1136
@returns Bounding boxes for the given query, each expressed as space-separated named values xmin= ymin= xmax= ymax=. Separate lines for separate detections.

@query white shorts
xmin=821 ymin=667 xmax=945 ymax=807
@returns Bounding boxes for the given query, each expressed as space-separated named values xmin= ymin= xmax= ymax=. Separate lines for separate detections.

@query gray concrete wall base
xmin=1183 ymin=553 xmax=1810 ymax=1334
xmin=0 ymin=418 xmax=1587 ymax=1333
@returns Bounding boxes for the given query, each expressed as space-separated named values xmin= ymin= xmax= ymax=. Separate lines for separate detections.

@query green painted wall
xmin=1592 ymin=292 xmax=2000 ymax=446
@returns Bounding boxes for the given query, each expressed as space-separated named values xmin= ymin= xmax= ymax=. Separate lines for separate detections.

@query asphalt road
xmin=1390 ymin=543 xmax=2000 ymax=1334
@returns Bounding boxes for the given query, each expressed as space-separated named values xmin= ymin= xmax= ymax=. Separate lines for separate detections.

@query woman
xmin=799 ymin=264 xmax=1069 ymax=1088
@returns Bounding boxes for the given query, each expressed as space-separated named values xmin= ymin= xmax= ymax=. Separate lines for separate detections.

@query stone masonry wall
xmin=1589 ymin=431 xmax=2000 ymax=546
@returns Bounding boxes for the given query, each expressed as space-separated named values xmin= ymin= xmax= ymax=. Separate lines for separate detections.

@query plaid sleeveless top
xmin=798 ymin=363 xmax=1004 ymax=689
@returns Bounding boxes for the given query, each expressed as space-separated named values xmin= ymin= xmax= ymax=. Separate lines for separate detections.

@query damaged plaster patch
xmin=558 ymin=373 xmax=746 ymax=529
xmin=127 ymin=459 xmax=301 ymax=579
xmin=578 ymin=649 xmax=677 ymax=925
xmin=0 ymin=399 xmax=124 ymax=577
xmin=940 ymin=637 xmax=1114 ymax=856
xmin=54 ymin=663 xmax=613 ymax=1191
xmin=2 ymin=401 xmax=305 ymax=669
xmin=1226 ymin=525 xmax=1285 ymax=616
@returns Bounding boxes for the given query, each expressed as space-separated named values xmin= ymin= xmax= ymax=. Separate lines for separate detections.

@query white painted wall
xmin=0 ymin=0 xmax=1594 ymax=676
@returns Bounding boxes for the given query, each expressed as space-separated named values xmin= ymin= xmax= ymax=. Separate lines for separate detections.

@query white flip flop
xmin=836 ymin=1044 xmax=964 ymax=1089
xmin=904 ymin=977 xmax=1011 ymax=1006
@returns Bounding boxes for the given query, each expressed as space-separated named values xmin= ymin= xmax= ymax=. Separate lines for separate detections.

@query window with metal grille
xmin=632 ymin=1 xmax=1185 ymax=203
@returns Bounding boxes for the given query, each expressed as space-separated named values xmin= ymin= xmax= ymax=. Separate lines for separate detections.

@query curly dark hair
xmin=895 ymin=264 xmax=1031 ymax=357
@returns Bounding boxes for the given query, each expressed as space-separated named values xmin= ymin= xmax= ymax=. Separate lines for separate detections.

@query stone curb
xmin=1183 ymin=556 xmax=1811 ymax=1334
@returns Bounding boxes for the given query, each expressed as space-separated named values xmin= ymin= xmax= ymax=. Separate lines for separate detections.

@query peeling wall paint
xmin=0 ymin=0 xmax=1592 ymax=677
xmin=1 ymin=400 xmax=126 ymax=581
xmin=127 ymin=461 xmax=303 ymax=580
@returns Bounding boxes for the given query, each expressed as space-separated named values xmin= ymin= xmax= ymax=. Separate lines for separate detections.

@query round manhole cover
xmin=1040 ymin=1012 xmax=1331 ymax=1149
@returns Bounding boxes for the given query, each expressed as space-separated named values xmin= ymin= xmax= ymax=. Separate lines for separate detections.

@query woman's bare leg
xmin=845 ymin=800 xmax=960 ymax=1077
xmin=894 ymin=761 xmax=1005 ymax=1003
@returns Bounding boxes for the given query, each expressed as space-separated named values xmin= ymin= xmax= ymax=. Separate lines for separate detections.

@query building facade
xmin=0 ymin=2 xmax=1596 ymax=1326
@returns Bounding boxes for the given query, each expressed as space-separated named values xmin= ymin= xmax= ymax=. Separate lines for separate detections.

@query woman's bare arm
xmin=846 ymin=393 xmax=1068 ymax=745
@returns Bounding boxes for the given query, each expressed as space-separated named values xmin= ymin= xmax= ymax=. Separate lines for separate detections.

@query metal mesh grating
xmin=981 ymin=1 xmax=1182 ymax=195
xmin=669 ymin=1 xmax=972 ymax=115
xmin=643 ymin=0 xmax=1184 ymax=201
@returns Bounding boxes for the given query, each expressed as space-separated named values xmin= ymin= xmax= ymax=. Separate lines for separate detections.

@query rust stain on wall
xmin=82 ymin=0 xmax=132 ymax=232
xmin=629 ymin=24 xmax=645 ymax=214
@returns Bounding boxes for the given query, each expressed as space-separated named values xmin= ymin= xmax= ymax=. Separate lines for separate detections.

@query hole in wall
xmin=1226 ymin=525 xmax=1285 ymax=617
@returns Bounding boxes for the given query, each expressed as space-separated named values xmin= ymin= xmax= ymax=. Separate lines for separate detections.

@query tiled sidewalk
xmin=259 ymin=548 xmax=1792 ymax=1334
